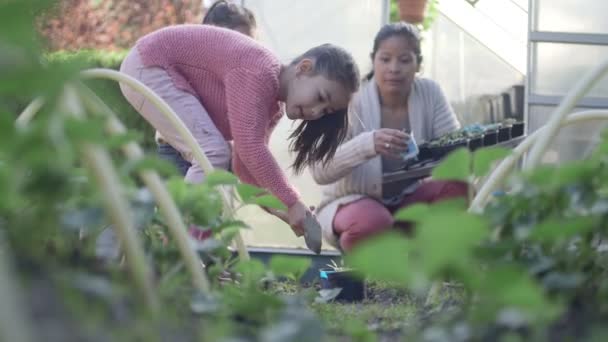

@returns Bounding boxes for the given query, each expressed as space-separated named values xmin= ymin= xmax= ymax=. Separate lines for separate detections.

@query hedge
xmin=2 ymin=49 xmax=156 ymax=150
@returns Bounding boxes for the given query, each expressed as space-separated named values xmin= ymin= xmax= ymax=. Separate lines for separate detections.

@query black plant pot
xmin=468 ymin=136 xmax=483 ymax=151
xmin=417 ymin=143 xmax=433 ymax=161
xmin=511 ymin=122 xmax=525 ymax=138
xmin=482 ymin=130 xmax=498 ymax=146
xmin=498 ymin=127 xmax=511 ymax=142
xmin=319 ymin=268 xmax=365 ymax=302
xmin=429 ymin=140 xmax=468 ymax=160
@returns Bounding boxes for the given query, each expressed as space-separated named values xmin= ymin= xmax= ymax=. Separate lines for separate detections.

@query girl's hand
xmin=286 ymin=200 xmax=311 ymax=237
xmin=373 ymin=128 xmax=409 ymax=159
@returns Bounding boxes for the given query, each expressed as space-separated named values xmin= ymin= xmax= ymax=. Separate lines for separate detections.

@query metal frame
xmin=526 ymin=0 xmax=608 ymax=135
xmin=530 ymin=32 xmax=608 ymax=46
xmin=529 ymin=95 xmax=608 ymax=109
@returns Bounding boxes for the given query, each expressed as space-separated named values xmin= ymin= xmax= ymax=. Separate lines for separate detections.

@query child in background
xmin=120 ymin=24 xmax=360 ymax=236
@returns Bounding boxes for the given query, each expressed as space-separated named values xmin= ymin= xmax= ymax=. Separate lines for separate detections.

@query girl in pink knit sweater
xmin=119 ymin=24 xmax=360 ymax=236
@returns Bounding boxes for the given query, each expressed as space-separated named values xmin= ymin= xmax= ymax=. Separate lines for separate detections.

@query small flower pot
xmin=398 ymin=0 xmax=428 ymax=23
xmin=482 ymin=130 xmax=498 ymax=146
xmin=319 ymin=268 xmax=365 ymax=302
xmin=498 ymin=127 xmax=511 ymax=142
xmin=511 ymin=122 xmax=525 ymax=138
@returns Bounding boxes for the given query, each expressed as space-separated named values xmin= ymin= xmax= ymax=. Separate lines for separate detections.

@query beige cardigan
xmin=312 ymin=77 xmax=460 ymax=249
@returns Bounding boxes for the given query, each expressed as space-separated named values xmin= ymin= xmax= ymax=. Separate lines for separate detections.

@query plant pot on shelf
xmin=498 ymin=126 xmax=511 ymax=142
xmin=417 ymin=143 xmax=433 ymax=161
xmin=398 ymin=0 xmax=428 ymax=23
xmin=482 ymin=130 xmax=498 ymax=147
xmin=429 ymin=140 xmax=468 ymax=160
xmin=511 ymin=122 xmax=525 ymax=138
xmin=319 ymin=268 xmax=365 ymax=302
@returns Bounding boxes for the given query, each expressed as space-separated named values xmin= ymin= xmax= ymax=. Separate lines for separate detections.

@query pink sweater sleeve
xmin=224 ymin=68 xmax=299 ymax=207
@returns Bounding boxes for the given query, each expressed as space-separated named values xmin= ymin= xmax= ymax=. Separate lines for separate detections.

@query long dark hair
xmin=203 ymin=0 xmax=256 ymax=31
xmin=289 ymin=108 xmax=350 ymax=174
xmin=288 ymin=44 xmax=360 ymax=173
xmin=366 ymin=22 xmax=422 ymax=80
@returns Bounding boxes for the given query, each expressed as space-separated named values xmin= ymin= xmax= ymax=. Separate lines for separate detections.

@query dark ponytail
xmin=289 ymin=108 xmax=349 ymax=174
xmin=203 ymin=0 xmax=256 ymax=32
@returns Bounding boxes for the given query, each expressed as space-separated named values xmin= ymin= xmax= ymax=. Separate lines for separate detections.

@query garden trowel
xmin=302 ymin=212 xmax=322 ymax=254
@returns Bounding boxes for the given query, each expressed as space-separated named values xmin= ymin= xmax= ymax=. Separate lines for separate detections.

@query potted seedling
xmin=319 ymin=260 xmax=365 ymax=302
xmin=427 ymin=130 xmax=469 ymax=160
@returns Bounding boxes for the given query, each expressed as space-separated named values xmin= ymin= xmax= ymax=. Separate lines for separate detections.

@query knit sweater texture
xmin=136 ymin=25 xmax=298 ymax=206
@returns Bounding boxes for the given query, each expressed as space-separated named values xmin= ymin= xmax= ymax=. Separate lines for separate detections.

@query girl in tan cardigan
xmin=312 ymin=23 xmax=467 ymax=251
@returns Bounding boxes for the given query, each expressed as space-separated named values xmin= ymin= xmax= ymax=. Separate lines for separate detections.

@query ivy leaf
xmin=394 ymin=203 xmax=430 ymax=222
xmin=432 ymin=148 xmax=471 ymax=182
xmin=473 ymin=146 xmax=510 ymax=177
xmin=236 ymin=183 xmax=265 ymax=202
xmin=346 ymin=232 xmax=411 ymax=284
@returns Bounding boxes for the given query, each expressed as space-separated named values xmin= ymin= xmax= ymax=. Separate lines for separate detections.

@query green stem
xmin=15 ymin=96 xmax=44 ymax=128
xmin=78 ymin=85 xmax=211 ymax=293
xmin=80 ymin=68 xmax=250 ymax=261
xmin=61 ymin=85 xmax=160 ymax=313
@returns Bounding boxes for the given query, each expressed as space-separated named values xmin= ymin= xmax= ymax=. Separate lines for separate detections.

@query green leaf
xmin=251 ymin=194 xmax=287 ymax=211
xmin=63 ymin=117 xmax=106 ymax=144
xmin=205 ymin=170 xmax=238 ymax=187
xmin=394 ymin=203 xmax=430 ymax=222
xmin=473 ymin=146 xmax=510 ymax=177
xmin=212 ymin=219 xmax=250 ymax=233
xmin=346 ymin=232 xmax=411 ymax=284
xmin=122 ymin=156 xmax=179 ymax=176
xmin=234 ymin=259 xmax=267 ymax=285
xmin=269 ymin=255 xmax=311 ymax=281
xmin=105 ymin=131 xmax=142 ymax=149
xmin=414 ymin=212 xmax=488 ymax=276
xmin=395 ymin=198 xmax=468 ymax=222
xmin=431 ymin=148 xmax=471 ymax=182
xmin=530 ymin=217 xmax=597 ymax=242
xmin=475 ymin=265 xmax=562 ymax=323
xmin=235 ymin=183 xmax=265 ymax=202
xmin=220 ymin=226 xmax=245 ymax=245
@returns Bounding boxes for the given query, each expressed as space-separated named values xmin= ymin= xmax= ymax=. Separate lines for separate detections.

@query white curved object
xmin=78 ymin=85 xmax=211 ymax=293
xmin=61 ymin=85 xmax=160 ymax=312
xmin=469 ymin=110 xmax=608 ymax=213
xmin=525 ymin=57 xmax=608 ymax=170
xmin=79 ymin=68 xmax=250 ymax=260
xmin=16 ymin=96 xmax=44 ymax=127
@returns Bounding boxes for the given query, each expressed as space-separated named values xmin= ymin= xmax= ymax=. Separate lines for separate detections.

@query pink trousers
xmin=119 ymin=49 xmax=231 ymax=183
xmin=332 ymin=180 xmax=468 ymax=251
